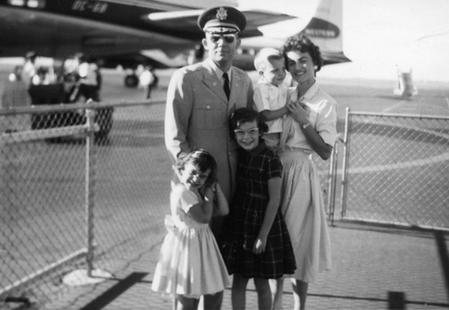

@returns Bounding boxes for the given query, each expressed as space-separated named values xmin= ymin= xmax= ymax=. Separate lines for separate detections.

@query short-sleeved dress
xmin=222 ymin=144 xmax=296 ymax=278
xmin=151 ymin=183 xmax=230 ymax=298
xmin=279 ymin=82 xmax=337 ymax=283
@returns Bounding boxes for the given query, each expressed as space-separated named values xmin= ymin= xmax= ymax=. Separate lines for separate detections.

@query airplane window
xmin=8 ymin=0 xmax=45 ymax=8
xmin=27 ymin=0 xmax=45 ymax=8
xmin=8 ymin=0 xmax=25 ymax=6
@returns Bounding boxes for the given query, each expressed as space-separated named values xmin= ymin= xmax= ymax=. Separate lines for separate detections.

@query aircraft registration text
xmin=72 ymin=0 xmax=108 ymax=14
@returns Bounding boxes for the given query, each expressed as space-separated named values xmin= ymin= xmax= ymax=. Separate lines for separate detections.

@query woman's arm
xmin=213 ymin=183 xmax=229 ymax=216
xmin=287 ymin=100 xmax=333 ymax=160
xmin=253 ymin=176 xmax=282 ymax=254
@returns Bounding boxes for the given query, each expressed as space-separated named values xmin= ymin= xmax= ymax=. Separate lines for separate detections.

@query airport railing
xmin=337 ymin=108 xmax=449 ymax=231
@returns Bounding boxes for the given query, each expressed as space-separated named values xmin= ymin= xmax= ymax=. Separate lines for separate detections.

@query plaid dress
xmin=222 ymin=144 xmax=295 ymax=278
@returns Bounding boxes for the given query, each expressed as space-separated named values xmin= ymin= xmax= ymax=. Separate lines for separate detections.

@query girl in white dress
xmin=152 ymin=149 xmax=230 ymax=310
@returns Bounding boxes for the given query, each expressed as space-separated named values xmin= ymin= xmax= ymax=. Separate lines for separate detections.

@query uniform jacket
xmin=164 ymin=59 xmax=254 ymax=200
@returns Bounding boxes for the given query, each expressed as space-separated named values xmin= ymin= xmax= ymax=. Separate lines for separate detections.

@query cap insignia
xmin=216 ymin=7 xmax=228 ymax=20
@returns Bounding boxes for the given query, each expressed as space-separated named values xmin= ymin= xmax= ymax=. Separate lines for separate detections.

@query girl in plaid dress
xmin=223 ymin=108 xmax=295 ymax=310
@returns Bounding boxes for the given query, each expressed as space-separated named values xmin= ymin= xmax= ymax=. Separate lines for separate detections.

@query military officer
xmin=164 ymin=6 xmax=255 ymax=243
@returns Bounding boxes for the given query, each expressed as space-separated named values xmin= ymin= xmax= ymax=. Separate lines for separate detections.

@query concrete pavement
xmin=42 ymin=222 xmax=449 ymax=310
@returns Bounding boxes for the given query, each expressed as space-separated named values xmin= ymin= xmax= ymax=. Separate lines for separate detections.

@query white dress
xmin=279 ymin=83 xmax=337 ymax=283
xmin=151 ymin=184 xmax=230 ymax=298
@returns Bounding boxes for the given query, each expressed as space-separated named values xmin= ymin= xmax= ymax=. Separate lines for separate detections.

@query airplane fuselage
xmin=0 ymin=0 xmax=207 ymax=58
xmin=0 ymin=0 xmax=348 ymax=73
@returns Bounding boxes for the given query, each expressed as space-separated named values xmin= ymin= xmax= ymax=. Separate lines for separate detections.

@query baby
xmin=253 ymin=47 xmax=290 ymax=149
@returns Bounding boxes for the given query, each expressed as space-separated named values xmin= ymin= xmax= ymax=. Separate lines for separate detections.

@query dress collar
xmin=290 ymin=81 xmax=318 ymax=102
xmin=302 ymin=82 xmax=319 ymax=100
xmin=248 ymin=141 xmax=266 ymax=156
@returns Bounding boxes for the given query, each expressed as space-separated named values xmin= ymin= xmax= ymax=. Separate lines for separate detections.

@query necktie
xmin=223 ymin=72 xmax=230 ymax=100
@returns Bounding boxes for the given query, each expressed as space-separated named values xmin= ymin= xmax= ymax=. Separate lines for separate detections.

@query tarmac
xmin=3 ymin=70 xmax=448 ymax=310
xmin=42 ymin=222 xmax=449 ymax=310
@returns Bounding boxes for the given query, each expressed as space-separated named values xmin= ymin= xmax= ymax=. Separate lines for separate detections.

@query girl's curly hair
xmin=176 ymin=149 xmax=217 ymax=187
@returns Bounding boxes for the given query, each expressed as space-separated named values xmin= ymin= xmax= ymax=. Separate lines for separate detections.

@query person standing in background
xmin=146 ymin=66 xmax=158 ymax=99
xmin=76 ymin=54 xmax=101 ymax=102
xmin=22 ymin=51 xmax=37 ymax=88
xmin=1 ymin=65 xmax=32 ymax=132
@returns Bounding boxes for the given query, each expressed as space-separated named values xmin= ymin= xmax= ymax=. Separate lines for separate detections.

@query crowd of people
xmin=1 ymin=51 xmax=102 ymax=110
xmin=152 ymin=5 xmax=337 ymax=310
xmin=0 ymin=52 xmax=113 ymax=138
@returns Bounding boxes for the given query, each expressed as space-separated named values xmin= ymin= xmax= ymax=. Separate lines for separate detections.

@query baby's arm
xmin=253 ymin=176 xmax=282 ymax=254
xmin=254 ymin=86 xmax=288 ymax=121
xmin=186 ymin=188 xmax=214 ymax=223
xmin=213 ymin=183 xmax=229 ymax=216
xmin=260 ymin=106 xmax=289 ymax=122
xmin=254 ymin=86 xmax=288 ymax=122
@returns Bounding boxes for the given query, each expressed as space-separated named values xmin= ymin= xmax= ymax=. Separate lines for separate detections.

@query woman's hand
xmin=253 ymin=236 xmax=267 ymax=254
xmin=287 ymin=100 xmax=308 ymax=125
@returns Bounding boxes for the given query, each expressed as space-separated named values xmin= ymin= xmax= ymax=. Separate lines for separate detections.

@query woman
xmin=271 ymin=35 xmax=337 ymax=310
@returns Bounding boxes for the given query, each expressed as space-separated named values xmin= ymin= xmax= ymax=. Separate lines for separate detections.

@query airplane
xmin=0 ymin=0 xmax=349 ymax=87
xmin=236 ymin=0 xmax=350 ymax=70
xmin=0 ymin=0 xmax=295 ymax=85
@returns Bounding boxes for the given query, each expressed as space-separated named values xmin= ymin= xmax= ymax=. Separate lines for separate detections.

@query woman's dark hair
xmin=176 ymin=149 xmax=217 ymax=187
xmin=282 ymin=34 xmax=323 ymax=73
xmin=229 ymin=108 xmax=268 ymax=140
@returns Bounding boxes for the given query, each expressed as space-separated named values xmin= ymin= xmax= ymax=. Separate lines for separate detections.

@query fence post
xmin=85 ymin=108 xmax=96 ymax=277
xmin=327 ymin=142 xmax=338 ymax=225
xmin=340 ymin=107 xmax=351 ymax=219
xmin=62 ymin=106 xmax=112 ymax=286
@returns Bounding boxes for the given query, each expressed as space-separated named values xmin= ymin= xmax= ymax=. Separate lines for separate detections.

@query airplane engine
xmin=124 ymin=73 xmax=139 ymax=88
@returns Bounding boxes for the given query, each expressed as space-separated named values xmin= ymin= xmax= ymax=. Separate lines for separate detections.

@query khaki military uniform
xmin=165 ymin=58 xmax=254 ymax=202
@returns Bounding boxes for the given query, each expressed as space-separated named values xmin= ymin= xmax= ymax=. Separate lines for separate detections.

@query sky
xmin=240 ymin=0 xmax=449 ymax=82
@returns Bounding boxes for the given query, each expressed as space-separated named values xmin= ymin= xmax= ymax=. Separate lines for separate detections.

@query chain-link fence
xmin=337 ymin=109 xmax=449 ymax=230
xmin=0 ymin=100 xmax=171 ymax=309
xmin=1 ymin=105 xmax=90 ymax=305
xmin=0 ymin=100 xmax=338 ymax=309
xmin=3 ymin=101 xmax=447 ymax=309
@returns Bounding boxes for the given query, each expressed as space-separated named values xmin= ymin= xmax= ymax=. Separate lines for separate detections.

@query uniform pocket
xmin=191 ymin=103 xmax=226 ymax=129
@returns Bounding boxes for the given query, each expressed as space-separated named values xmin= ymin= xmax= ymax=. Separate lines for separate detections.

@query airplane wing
xmin=0 ymin=1 xmax=296 ymax=59
xmin=321 ymin=51 xmax=351 ymax=65
xmin=238 ymin=0 xmax=350 ymax=70
xmin=0 ymin=4 xmax=194 ymax=58
xmin=145 ymin=9 xmax=296 ymax=37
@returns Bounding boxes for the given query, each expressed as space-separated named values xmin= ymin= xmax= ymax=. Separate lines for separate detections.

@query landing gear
xmin=124 ymin=73 xmax=138 ymax=88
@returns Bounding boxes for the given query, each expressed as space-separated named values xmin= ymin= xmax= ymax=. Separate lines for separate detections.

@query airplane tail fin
xmin=235 ymin=0 xmax=350 ymax=70
xmin=301 ymin=0 xmax=350 ymax=65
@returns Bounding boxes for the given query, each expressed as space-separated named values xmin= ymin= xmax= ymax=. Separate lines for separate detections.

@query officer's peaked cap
xmin=197 ymin=6 xmax=246 ymax=34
